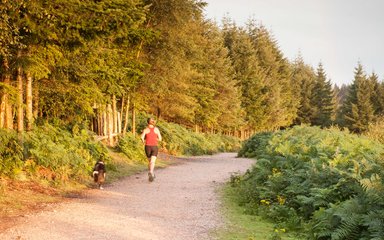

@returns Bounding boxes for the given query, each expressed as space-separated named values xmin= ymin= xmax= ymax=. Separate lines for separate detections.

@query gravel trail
xmin=0 ymin=153 xmax=254 ymax=240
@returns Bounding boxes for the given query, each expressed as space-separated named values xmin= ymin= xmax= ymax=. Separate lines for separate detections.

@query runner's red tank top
xmin=145 ymin=128 xmax=158 ymax=146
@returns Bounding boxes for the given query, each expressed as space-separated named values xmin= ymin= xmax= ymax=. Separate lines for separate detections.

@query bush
xmin=117 ymin=133 xmax=147 ymax=162
xmin=365 ymin=116 xmax=384 ymax=144
xmin=0 ymin=129 xmax=24 ymax=177
xmin=0 ymin=124 xmax=109 ymax=184
xmin=235 ymin=125 xmax=384 ymax=239
xmin=24 ymin=124 xmax=108 ymax=183
xmin=155 ymin=120 xmax=240 ymax=156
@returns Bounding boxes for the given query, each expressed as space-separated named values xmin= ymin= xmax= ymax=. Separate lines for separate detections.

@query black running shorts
xmin=145 ymin=145 xmax=158 ymax=158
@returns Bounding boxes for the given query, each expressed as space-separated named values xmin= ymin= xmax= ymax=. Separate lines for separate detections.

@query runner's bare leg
xmin=150 ymin=156 xmax=156 ymax=175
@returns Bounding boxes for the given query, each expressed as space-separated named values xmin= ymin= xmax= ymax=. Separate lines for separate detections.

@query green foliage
xmin=235 ymin=125 xmax=384 ymax=239
xmin=24 ymin=124 xmax=109 ymax=183
xmin=340 ymin=63 xmax=375 ymax=133
xmin=0 ymin=124 xmax=109 ymax=184
xmin=0 ymin=129 xmax=24 ymax=176
xmin=364 ymin=116 xmax=384 ymax=144
xmin=310 ymin=63 xmax=335 ymax=127
xmin=0 ymin=0 xmax=151 ymax=128
xmin=291 ymin=55 xmax=316 ymax=125
xmin=247 ymin=22 xmax=298 ymax=129
xmin=222 ymin=21 xmax=269 ymax=130
xmin=2 ymin=0 xmax=384 ymax=143
xmin=155 ymin=120 xmax=241 ymax=156
xmin=140 ymin=0 xmax=205 ymax=125
xmin=222 ymin=19 xmax=299 ymax=131
xmin=237 ymin=131 xmax=273 ymax=158
xmin=117 ymin=133 xmax=147 ymax=162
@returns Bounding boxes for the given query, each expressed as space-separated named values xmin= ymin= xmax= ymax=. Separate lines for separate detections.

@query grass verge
xmin=214 ymin=183 xmax=300 ymax=240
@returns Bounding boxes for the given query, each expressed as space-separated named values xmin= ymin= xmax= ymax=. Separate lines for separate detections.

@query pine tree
xmin=368 ymin=72 xmax=384 ymax=115
xmin=334 ymin=84 xmax=350 ymax=126
xmin=140 ymin=0 xmax=208 ymax=125
xmin=341 ymin=63 xmax=375 ymax=133
xmin=191 ymin=21 xmax=242 ymax=132
xmin=291 ymin=54 xmax=316 ymax=125
xmin=0 ymin=0 xmax=64 ymax=131
xmin=247 ymin=21 xmax=298 ymax=130
xmin=310 ymin=63 xmax=335 ymax=127
xmin=222 ymin=19 xmax=268 ymax=131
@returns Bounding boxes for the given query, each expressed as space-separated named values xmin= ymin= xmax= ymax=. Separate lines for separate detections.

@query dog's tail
xmin=93 ymin=171 xmax=99 ymax=182
xmin=97 ymin=169 xmax=105 ymax=183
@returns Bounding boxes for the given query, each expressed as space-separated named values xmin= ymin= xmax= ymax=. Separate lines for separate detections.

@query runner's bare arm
xmin=155 ymin=128 xmax=162 ymax=142
xmin=140 ymin=128 xmax=147 ymax=143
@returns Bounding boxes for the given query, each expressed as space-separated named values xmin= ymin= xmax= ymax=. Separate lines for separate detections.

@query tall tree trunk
xmin=122 ymin=96 xmax=130 ymax=136
xmin=97 ymin=106 xmax=103 ymax=136
xmin=121 ymin=94 xmax=125 ymax=128
xmin=121 ymin=95 xmax=125 ymax=113
xmin=102 ymin=111 xmax=107 ymax=136
xmin=132 ymin=101 xmax=136 ymax=136
xmin=117 ymin=112 xmax=121 ymax=134
xmin=5 ymin=87 xmax=12 ymax=129
xmin=0 ymin=67 xmax=5 ymax=128
xmin=1 ymin=58 xmax=13 ymax=129
xmin=26 ymin=72 xmax=33 ymax=131
xmin=16 ymin=66 xmax=24 ymax=132
xmin=33 ymin=82 xmax=39 ymax=119
xmin=107 ymin=104 xmax=114 ymax=146
xmin=112 ymin=95 xmax=117 ymax=134
xmin=0 ymin=93 xmax=4 ymax=128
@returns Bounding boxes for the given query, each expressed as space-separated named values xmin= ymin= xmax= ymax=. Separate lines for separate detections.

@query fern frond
xmin=331 ymin=215 xmax=360 ymax=240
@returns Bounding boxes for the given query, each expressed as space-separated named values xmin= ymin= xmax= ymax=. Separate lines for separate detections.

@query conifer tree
xmin=334 ymin=84 xmax=350 ymax=126
xmin=222 ymin=19 xmax=268 ymax=131
xmin=0 ymin=0 xmax=64 ymax=130
xmin=310 ymin=63 xmax=335 ymax=127
xmin=140 ymin=0 xmax=208 ymax=125
xmin=368 ymin=72 xmax=384 ymax=115
xmin=38 ymin=0 xmax=148 ymax=125
xmin=341 ymin=63 xmax=375 ymax=132
xmin=291 ymin=55 xmax=316 ymax=125
xmin=247 ymin=22 xmax=298 ymax=130
xmin=191 ymin=21 xmax=242 ymax=132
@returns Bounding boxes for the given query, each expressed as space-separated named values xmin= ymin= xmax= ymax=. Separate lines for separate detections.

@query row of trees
xmin=0 ymin=0 xmax=151 ymax=134
xmin=0 ymin=0 xmax=382 ymax=137
xmin=293 ymin=59 xmax=384 ymax=133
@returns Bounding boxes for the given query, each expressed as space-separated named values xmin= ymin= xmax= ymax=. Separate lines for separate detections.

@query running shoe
xmin=148 ymin=172 xmax=154 ymax=182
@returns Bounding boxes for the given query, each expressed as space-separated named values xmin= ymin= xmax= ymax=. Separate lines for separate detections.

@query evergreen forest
xmin=1 ymin=0 xmax=384 ymax=137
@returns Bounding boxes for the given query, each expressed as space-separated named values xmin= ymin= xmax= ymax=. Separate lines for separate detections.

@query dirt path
xmin=0 ymin=153 xmax=254 ymax=240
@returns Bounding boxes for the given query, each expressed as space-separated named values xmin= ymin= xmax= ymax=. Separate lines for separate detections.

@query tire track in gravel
xmin=0 ymin=153 xmax=254 ymax=240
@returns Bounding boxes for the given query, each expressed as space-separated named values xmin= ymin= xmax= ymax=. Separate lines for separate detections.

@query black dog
xmin=93 ymin=160 xmax=106 ymax=189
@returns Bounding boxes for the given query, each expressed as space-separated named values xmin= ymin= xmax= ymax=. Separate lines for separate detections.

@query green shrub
xmin=238 ymin=131 xmax=273 ymax=158
xmin=155 ymin=120 xmax=240 ymax=156
xmin=23 ymin=124 xmax=108 ymax=182
xmin=0 ymin=124 xmax=109 ymax=184
xmin=235 ymin=125 xmax=384 ymax=239
xmin=117 ymin=133 xmax=147 ymax=162
xmin=0 ymin=129 xmax=24 ymax=177
xmin=365 ymin=116 xmax=384 ymax=144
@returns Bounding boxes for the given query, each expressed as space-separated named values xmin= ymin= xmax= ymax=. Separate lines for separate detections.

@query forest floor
xmin=0 ymin=153 xmax=254 ymax=240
